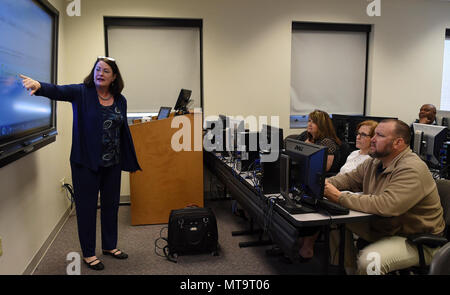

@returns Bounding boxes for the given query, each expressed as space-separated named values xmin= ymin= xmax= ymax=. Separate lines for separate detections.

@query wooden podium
xmin=129 ymin=112 xmax=204 ymax=225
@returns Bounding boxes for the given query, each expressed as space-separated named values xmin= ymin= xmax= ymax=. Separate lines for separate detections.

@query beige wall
xmin=2 ymin=0 xmax=450 ymax=274
xmin=60 ymin=0 xmax=450 ymax=128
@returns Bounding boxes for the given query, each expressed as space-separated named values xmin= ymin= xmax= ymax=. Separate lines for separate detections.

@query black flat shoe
xmin=84 ymin=258 xmax=105 ymax=271
xmin=102 ymin=249 xmax=128 ymax=259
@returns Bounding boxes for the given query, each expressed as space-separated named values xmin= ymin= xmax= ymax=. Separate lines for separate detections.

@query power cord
xmin=62 ymin=183 xmax=75 ymax=211
xmin=154 ymin=226 xmax=169 ymax=257
xmin=154 ymin=226 xmax=177 ymax=263
xmin=263 ymin=196 xmax=277 ymax=236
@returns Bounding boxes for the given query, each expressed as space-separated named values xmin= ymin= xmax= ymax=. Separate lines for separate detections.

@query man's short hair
xmin=380 ymin=119 xmax=411 ymax=145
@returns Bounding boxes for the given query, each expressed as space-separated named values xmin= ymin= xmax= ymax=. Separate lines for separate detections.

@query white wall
xmin=0 ymin=0 xmax=73 ymax=275
xmin=2 ymin=0 xmax=450 ymax=274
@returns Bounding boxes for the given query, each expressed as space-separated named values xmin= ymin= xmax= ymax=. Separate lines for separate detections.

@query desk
xmin=204 ymin=151 xmax=373 ymax=274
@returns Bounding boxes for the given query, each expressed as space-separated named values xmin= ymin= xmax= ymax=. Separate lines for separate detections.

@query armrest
xmin=407 ymin=234 xmax=448 ymax=248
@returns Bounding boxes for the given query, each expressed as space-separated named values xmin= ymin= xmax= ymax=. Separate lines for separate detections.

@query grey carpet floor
xmin=33 ymin=199 xmax=328 ymax=275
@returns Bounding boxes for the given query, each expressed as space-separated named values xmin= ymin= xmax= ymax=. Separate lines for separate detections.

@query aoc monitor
xmin=436 ymin=110 xmax=450 ymax=127
xmin=412 ymin=123 xmax=447 ymax=168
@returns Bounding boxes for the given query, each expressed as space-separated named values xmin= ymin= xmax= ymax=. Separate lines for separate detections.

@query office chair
xmin=355 ymin=179 xmax=450 ymax=275
xmin=324 ymin=141 xmax=353 ymax=177
xmin=332 ymin=141 xmax=353 ymax=173
xmin=284 ymin=134 xmax=300 ymax=148
xmin=405 ymin=179 xmax=450 ymax=274
xmin=428 ymin=242 xmax=450 ymax=275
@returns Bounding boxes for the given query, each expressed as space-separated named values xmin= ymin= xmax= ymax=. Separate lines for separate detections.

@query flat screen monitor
xmin=174 ymin=88 xmax=192 ymax=114
xmin=157 ymin=106 xmax=171 ymax=120
xmin=204 ymin=115 xmax=229 ymax=154
xmin=259 ymin=124 xmax=283 ymax=163
xmin=331 ymin=114 xmax=397 ymax=148
xmin=412 ymin=123 xmax=448 ymax=167
xmin=436 ymin=110 xmax=450 ymax=127
xmin=282 ymin=138 xmax=328 ymax=201
xmin=260 ymin=124 xmax=284 ymax=152
xmin=0 ymin=0 xmax=58 ymax=167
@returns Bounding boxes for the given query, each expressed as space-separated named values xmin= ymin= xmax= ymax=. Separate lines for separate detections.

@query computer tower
xmin=260 ymin=157 xmax=281 ymax=194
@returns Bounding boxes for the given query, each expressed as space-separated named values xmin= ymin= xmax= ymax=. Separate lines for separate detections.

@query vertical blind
xmin=105 ymin=18 xmax=202 ymax=113
xmin=290 ymin=23 xmax=370 ymax=126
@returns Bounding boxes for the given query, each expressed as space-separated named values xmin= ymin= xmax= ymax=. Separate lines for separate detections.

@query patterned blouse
xmin=297 ymin=131 xmax=338 ymax=156
xmin=100 ymin=102 xmax=124 ymax=167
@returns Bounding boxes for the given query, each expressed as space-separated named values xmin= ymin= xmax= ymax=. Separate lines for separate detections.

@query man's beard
xmin=369 ymin=143 xmax=393 ymax=159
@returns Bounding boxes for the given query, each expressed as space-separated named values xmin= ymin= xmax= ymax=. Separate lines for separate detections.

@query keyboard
xmin=317 ymin=198 xmax=349 ymax=215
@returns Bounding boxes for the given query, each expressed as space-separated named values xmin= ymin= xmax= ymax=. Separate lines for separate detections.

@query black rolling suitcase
xmin=166 ymin=206 xmax=219 ymax=262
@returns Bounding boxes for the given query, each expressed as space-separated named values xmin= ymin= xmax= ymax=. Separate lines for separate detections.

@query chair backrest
xmin=283 ymin=134 xmax=299 ymax=148
xmin=336 ymin=141 xmax=353 ymax=170
xmin=429 ymin=242 xmax=450 ymax=275
xmin=435 ymin=179 xmax=450 ymax=239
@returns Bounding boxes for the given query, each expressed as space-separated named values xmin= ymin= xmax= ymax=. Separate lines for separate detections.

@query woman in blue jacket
xmin=20 ymin=56 xmax=141 ymax=271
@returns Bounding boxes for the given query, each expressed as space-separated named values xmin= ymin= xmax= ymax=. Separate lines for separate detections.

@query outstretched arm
xmin=19 ymin=74 xmax=81 ymax=102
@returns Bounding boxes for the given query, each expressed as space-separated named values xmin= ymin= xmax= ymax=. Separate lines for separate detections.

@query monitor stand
xmin=278 ymin=193 xmax=315 ymax=214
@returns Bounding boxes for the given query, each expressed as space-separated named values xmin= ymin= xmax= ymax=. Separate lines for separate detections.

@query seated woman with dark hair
xmin=297 ymin=118 xmax=379 ymax=261
xmin=294 ymin=110 xmax=341 ymax=260
xmin=298 ymin=109 xmax=341 ymax=172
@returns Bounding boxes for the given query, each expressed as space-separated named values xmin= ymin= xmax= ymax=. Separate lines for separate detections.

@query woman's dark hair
xmin=308 ymin=109 xmax=342 ymax=145
xmin=83 ymin=57 xmax=124 ymax=97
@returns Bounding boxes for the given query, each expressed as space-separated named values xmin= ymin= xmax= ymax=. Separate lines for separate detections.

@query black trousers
xmin=70 ymin=162 xmax=122 ymax=257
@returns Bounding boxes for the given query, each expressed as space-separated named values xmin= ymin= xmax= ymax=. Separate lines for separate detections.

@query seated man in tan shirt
xmin=324 ymin=119 xmax=445 ymax=275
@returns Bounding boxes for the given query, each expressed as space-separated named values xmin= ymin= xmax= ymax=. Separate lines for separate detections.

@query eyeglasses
xmin=97 ymin=56 xmax=116 ymax=62
xmin=356 ymin=132 xmax=370 ymax=139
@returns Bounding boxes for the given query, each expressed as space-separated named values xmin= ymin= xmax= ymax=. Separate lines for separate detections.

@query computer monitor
xmin=174 ymin=89 xmax=192 ymax=114
xmin=260 ymin=124 xmax=284 ymax=152
xmin=412 ymin=123 xmax=448 ymax=167
xmin=206 ymin=115 xmax=230 ymax=154
xmin=157 ymin=106 xmax=172 ymax=120
xmin=436 ymin=110 xmax=450 ymax=127
xmin=281 ymin=138 xmax=328 ymax=202
xmin=259 ymin=124 xmax=284 ymax=163
xmin=331 ymin=114 xmax=397 ymax=148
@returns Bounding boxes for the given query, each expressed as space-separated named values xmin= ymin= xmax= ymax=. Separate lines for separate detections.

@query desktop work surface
xmin=204 ymin=151 xmax=373 ymax=272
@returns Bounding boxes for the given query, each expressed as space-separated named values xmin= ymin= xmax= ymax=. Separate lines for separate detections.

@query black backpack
xmin=165 ymin=206 xmax=219 ymax=262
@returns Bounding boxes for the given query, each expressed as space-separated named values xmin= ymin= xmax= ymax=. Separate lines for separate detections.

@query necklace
xmin=98 ymin=93 xmax=112 ymax=101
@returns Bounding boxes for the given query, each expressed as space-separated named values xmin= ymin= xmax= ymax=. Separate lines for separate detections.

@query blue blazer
xmin=36 ymin=82 xmax=141 ymax=172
